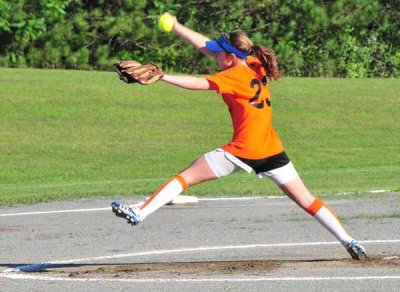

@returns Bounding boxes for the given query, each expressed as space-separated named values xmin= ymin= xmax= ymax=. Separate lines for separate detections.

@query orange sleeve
xmin=206 ymin=67 xmax=259 ymax=100
xmin=206 ymin=68 xmax=239 ymax=95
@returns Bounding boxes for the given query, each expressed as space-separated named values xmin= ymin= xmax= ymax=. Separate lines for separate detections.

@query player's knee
xmin=178 ymin=173 xmax=214 ymax=188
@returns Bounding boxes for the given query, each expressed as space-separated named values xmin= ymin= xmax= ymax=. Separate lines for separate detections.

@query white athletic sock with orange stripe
xmin=138 ymin=175 xmax=188 ymax=221
xmin=306 ymin=198 xmax=353 ymax=246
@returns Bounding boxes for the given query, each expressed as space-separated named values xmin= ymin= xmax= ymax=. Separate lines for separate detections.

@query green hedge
xmin=0 ymin=0 xmax=399 ymax=77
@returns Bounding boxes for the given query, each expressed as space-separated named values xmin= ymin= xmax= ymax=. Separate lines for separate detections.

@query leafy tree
xmin=0 ymin=0 xmax=398 ymax=77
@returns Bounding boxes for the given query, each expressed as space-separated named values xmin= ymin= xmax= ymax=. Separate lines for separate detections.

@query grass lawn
xmin=0 ymin=68 xmax=399 ymax=205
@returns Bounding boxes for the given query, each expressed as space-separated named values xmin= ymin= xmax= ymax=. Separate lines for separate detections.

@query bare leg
xmin=278 ymin=176 xmax=315 ymax=209
xmin=138 ymin=155 xmax=217 ymax=220
xmin=278 ymin=176 xmax=353 ymax=245
xmin=179 ymin=155 xmax=218 ymax=187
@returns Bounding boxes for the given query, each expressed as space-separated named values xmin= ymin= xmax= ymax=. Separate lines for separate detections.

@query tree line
xmin=0 ymin=0 xmax=399 ymax=77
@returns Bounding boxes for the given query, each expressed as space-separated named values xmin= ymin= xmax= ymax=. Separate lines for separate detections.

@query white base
xmin=168 ymin=195 xmax=199 ymax=205
xmin=131 ymin=195 xmax=199 ymax=208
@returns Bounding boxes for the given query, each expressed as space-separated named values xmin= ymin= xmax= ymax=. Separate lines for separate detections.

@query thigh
xmin=258 ymin=161 xmax=298 ymax=185
xmin=179 ymin=149 xmax=241 ymax=187
xmin=278 ymin=176 xmax=315 ymax=209
xmin=260 ymin=161 xmax=315 ymax=209
xmin=179 ymin=155 xmax=218 ymax=187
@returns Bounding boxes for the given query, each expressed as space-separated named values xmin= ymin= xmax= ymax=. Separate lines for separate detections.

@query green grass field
xmin=0 ymin=68 xmax=399 ymax=205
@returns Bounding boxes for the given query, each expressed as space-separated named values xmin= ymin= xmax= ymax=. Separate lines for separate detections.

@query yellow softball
xmin=158 ymin=12 xmax=175 ymax=32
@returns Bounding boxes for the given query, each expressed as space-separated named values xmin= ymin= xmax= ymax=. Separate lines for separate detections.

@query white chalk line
xmin=3 ymin=239 xmax=400 ymax=274
xmin=0 ymin=207 xmax=111 ymax=217
xmin=3 ymin=241 xmax=340 ymax=273
xmin=0 ymin=190 xmax=395 ymax=217
xmin=0 ymin=196 xmax=275 ymax=217
xmin=2 ymin=273 xmax=400 ymax=283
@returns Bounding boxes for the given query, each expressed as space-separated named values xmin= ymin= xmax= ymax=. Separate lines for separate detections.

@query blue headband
xmin=206 ymin=33 xmax=248 ymax=59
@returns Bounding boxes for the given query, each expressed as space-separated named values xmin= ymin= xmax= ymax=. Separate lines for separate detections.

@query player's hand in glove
xmin=114 ymin=60 xmax=164 ymax=85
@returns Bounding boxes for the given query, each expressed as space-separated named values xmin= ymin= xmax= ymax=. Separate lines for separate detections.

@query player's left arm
xmin=161 ymin=74 xmax=210 ymax=90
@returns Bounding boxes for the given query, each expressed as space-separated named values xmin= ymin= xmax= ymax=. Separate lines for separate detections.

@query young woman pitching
xmin=112 ymin=17 xmax=366 ymax=260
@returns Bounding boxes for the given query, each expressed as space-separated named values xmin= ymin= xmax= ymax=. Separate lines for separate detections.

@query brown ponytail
xmin=251 ymin=45 xmax=280 ymax=80
xmin=226 ymin=30 xmax=281 ymax=80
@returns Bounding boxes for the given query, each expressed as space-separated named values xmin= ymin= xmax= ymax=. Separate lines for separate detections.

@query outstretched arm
xmin=162 ymin=74 xmax=210 ymax=90
xmin=172 ymin=18 xmax=216 ymax=58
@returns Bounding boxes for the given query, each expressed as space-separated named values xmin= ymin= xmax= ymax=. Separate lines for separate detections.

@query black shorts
xmin=235 ymin=152 xmax=290 ymax=174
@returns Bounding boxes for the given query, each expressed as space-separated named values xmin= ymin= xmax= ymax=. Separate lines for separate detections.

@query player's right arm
xmin=172 ymin=18 xmax=216 ymax=58
xmin=162 ymin=74 xmax=210 ymax=90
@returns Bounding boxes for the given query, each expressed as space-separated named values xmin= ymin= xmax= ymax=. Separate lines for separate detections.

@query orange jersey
xmin=206 ymin=56 xmax=284 ymax=159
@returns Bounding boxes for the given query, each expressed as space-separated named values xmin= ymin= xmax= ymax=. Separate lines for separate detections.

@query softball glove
xmin=114 ymin=60 xmax=164 ymax=85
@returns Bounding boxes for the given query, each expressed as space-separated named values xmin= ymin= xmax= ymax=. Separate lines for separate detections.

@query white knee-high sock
xmin=306 ymin=198 xmax=353 ymax=246
xmin=138 ymin=175 xmax=188 ymax=220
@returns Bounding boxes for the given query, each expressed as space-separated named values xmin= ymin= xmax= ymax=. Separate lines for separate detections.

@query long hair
xmin=226 ymin=30 xmax=281 ymax=80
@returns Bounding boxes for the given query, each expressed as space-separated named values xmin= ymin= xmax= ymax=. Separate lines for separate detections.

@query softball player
xmin=112 ymin=18 xmax=366 ymax=260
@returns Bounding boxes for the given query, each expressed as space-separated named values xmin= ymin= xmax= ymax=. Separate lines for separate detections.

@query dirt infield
xmin=1 ymin=193 xmax=400 ymax=291
xmin=41 ymin=255 xmax=400 ymax=279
